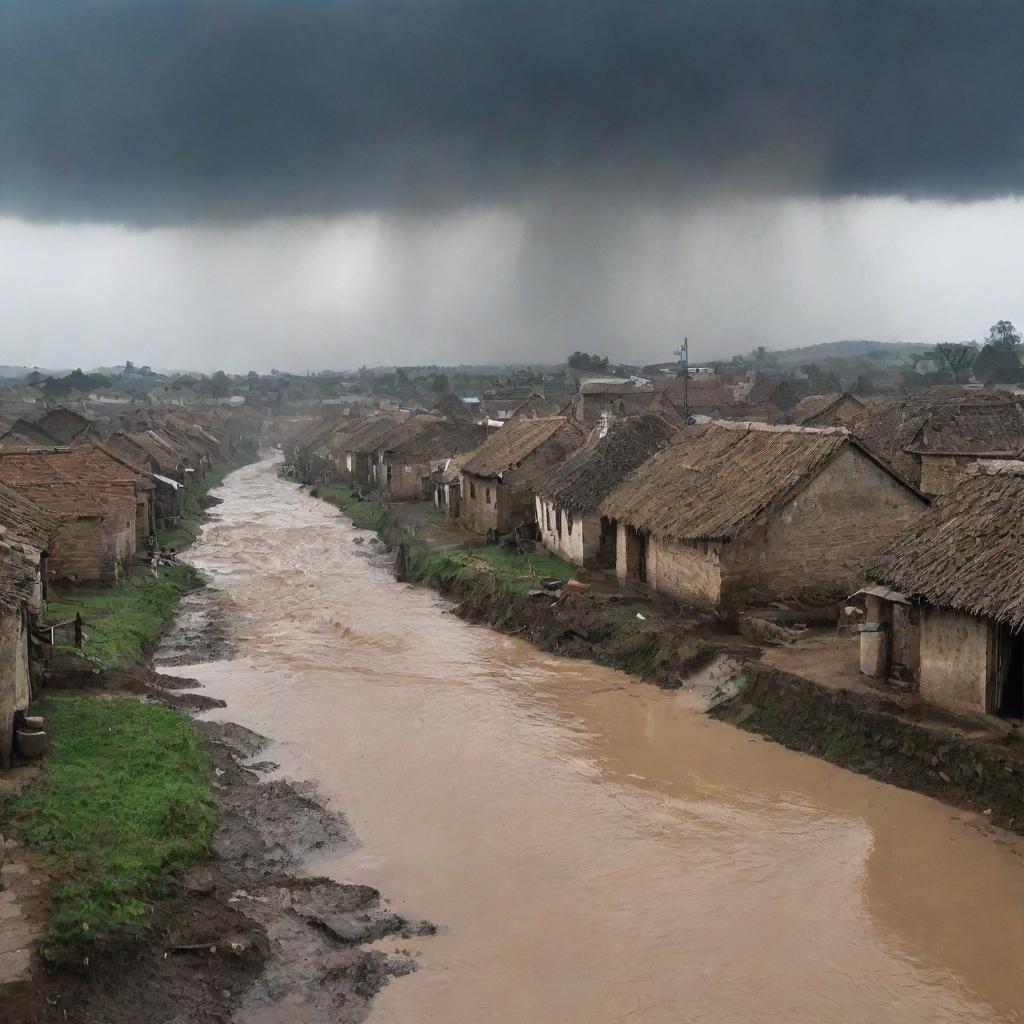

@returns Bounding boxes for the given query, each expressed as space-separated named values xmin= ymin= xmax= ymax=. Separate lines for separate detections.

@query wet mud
xmin=3 ymin=685 xmax=430 ymax=1024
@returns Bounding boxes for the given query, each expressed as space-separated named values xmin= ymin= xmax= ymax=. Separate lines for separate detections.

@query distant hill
xmin=768 ymin=340 xmax=934 ymax=365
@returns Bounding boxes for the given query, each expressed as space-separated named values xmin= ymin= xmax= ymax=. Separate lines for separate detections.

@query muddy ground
xmin=4 ymin=661 xmax=433 ymax=1024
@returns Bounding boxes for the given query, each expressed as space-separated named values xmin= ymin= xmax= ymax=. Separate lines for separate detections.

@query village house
xmin=0 ymin=484 xmax=57 ymax=767
xmin=377 ymin=417 xmax=487 ymax=501
xmin=0 ymin=406 xmax=100 ymax=452
xmin=851 ymin=390 xmax=1024 ymax=495
xmin=434 ymin=451 xmax=472 ymax=518
xmin=861 ymin=461 xmax=1024 ymax=718
xmin=459 ymin=416 xmax=585 ymax=537
xmin=103 ymin=432 xmax=184 ymax=527
xmin=0 ymin=448 xmax=141 ymax=582
xmin=535 ymin=414 xmax=675 ymax=566
xmin=598 ymin=421 xmax=927 ymax=616
xmin=332 ymin=416 xmax=403 ymax=487
xmin=782 ymin=392 xmax=866 ymax=428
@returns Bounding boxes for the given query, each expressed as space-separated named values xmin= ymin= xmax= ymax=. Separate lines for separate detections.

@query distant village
xmin=3 ymin=326 xmax=1024 ymax=765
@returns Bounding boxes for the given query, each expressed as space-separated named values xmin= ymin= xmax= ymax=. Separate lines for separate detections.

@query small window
xmin=469 ymin=482 xmax=476 ymax=499
xmin=485 ymin=488 xmax=492 ymax=504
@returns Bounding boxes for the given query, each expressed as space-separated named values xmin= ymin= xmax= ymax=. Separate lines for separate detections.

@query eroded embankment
xmin=710 ymin=664 xmax=1024 ymax=835
xmin=311 ymin=484 xmax=1024 ymax=836
xmin=4 ymin=671 xmax=430 ymax=1024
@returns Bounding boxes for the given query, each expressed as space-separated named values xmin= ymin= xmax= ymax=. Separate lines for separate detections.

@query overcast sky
xmin=1 ymin=1 xmax=1023 ymax=373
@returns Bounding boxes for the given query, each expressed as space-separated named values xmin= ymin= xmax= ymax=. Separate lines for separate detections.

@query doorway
xmin=997 ymin=626 xmax=1024 ymax=719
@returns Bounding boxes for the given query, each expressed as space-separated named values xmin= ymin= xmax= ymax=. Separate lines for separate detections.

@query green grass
xmin=156 ymin=461 xmax=237 ymax=549
xmin=9 ymin=694 xmax=216 ymax=961
xmin=311 ymin=484 xmax=398 ymax=532
xmin=467 ymin=546 xmax=575 ymax=592
xmin=45 ymin=565 xmax=201 ymax=670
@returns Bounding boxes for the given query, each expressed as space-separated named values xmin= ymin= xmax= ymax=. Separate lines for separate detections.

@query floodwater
xmin=180 ymin=457 xmax=1024 ymax=1023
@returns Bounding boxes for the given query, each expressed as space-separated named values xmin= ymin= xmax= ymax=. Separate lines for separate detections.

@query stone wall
xmin=720 ymin=446 xmax=926 ymax=612
xmin=919 ymin=607 xmax=994 ymax=714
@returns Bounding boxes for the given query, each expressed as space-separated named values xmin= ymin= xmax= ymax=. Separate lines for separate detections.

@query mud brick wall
xmin=719 ymin=446 xmax=926 ymax=612
xmin=536 ymin=498 xmax=598 ymax=566
xmin=645 ymin=537 xmax=723 ymax=609
xmin=50 ymin=516 xmax=126 ymax=582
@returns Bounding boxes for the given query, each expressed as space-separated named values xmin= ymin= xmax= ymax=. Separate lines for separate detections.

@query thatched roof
xmin=461 ymin=417 xmax=583 ymax=479
xmin=599 ymin=421 xmax=908 ymax=541
xmin=536 ymin=414 xmax=675 ymax=513
xmin=0 ymin=481 xmax=58 ymax=551
xmin=336 ymin=415 xmax=403 ymax=454
xmin=905 ymin=399 xmax=1024 ymax=455
xmin=384 ymin=417 xmax=487 ymax=459
xmin=866 ymin=461 xmax=1024 ymax=631
xmin=784 ymin=392 xmax=865 ymax=426
xmin=432 ymin=393 xmax=475 ymax=422
xmin=0 ymin=538 xmax=37 ymax=611
xmin=35 ymin=408 xmax=95 ymax=444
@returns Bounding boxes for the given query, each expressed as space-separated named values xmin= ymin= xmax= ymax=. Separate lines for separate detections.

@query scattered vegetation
xmin=45 ymin=565 xmax=201 ymax=669
xmin=156 ymin=461 xmax=237 ymax=549
xmin=467 ymin=545 xmax=574 ymax=592
xmin=8 ymin=694 xmax=216 ymax=961
xmin=310 ymin=485 xmax=398 ymax=532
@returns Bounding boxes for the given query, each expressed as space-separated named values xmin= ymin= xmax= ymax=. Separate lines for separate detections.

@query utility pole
xmin=674 ymin=338 xmax=689 ymax=422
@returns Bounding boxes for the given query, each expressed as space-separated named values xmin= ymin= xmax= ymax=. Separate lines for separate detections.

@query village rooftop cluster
xmin=5 ymin=329 xmax=1024 ymax=767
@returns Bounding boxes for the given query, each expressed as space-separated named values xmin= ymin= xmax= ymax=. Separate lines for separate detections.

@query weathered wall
xmin=536 ymin=499 xmax=599 ymax=566
xmin=0 ymin=607 xmax=30 ymax=768
xmin=890 ymin=602 xmax=921 ymax=681
xmin=50 ymin=515 xmax=125 ymax=583
xmin=919 ymin=607 xmax=992 ymax=714
xmin=720 ymin=446 xmax=926 ymax=612
xmin=459 ymin=473 xmax=501 ymax=535
xmin=645 ymin=537 xmax=723 ymax=609
xmin=918 ymin=454 xmax=991 ymax=497
xmin=384 ymin=458 xmax=429 ymax=501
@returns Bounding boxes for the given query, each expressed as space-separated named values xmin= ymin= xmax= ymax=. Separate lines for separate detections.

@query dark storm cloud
xmin=2 ymin=0 xmax=1023 ymax=224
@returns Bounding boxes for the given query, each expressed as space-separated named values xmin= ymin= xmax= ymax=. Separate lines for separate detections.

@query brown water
xmin=180 ymin=458 xmax=1024 ymax=1024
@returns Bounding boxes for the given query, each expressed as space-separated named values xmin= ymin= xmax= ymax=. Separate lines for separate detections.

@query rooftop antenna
xmin=674 ymin=338 xmax=689 ymax=422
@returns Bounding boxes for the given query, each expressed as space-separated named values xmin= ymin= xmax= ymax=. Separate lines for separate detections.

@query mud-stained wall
xmin=919 ymin=607 xmax=992 ymax=714
xmin=720 ymin=446 xmax=926 ymax=612
xmin=536 ymin=499 xmax=599 ymax=566
xmin=645 ymin=537 xmax=723 ymax=609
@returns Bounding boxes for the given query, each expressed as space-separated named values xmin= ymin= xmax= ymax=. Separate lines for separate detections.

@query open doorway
xmin=623 ymin=525 xmax=647 ymax=584
xmin=597 ymin=517 xmax=617 ymax=567
xmin=998 ymin=626 xmax=1024 ymax=719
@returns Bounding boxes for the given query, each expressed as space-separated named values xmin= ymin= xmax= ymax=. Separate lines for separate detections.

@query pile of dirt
xmin=710 ymin=663 xmax=1024 ymax=834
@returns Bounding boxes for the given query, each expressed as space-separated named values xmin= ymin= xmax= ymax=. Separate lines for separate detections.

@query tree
xmin=975 ymin=320 xmax=1023 ymax=383
xmin=988 ymin=320 xmax=1022 ymax=346
xmin=567 ymin=351 xmax=609 ymax=372
xmin=928 ymin=343 xmax=976 ymax=384
xmin=431 ymin=373 xmax=450 ymax=394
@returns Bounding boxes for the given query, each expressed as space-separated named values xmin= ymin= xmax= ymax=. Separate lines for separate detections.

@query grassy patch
xmin=311 ymin=485 xmax=397 ymax=532
xmin=156 ymin=462 xmax=236 ymax=549
xmin=467 ymin=546 xmax=575 ymax=593
xmin=405 ymin=544 xmax=468 ymax=588
xmin=8 ymin=694 xmax=215 ymax=961
xmin=45 ymin=565 xmax=201 ymax=670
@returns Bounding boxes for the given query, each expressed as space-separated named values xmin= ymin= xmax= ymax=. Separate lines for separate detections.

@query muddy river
xmin=178 ymin=457 xmax=1024 ymax=1023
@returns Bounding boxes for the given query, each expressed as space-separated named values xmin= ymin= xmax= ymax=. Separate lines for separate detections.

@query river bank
xmin=305 ymin=478 xmax=1024 ymax=838
xmin=3 ymin=458 xmax=429 ymax=1024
